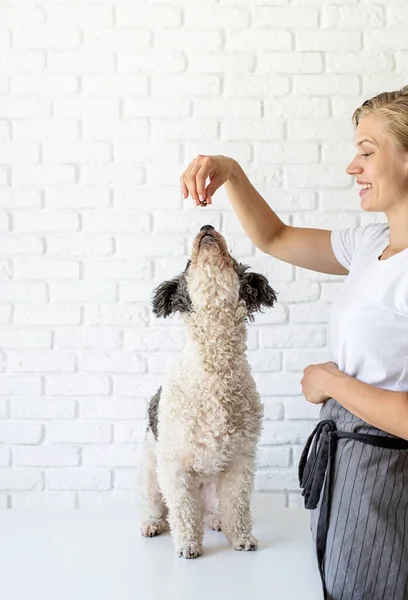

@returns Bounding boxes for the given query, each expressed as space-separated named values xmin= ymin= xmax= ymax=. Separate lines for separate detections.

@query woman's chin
xmin=360 ymin=194 xmax=373 ymax=211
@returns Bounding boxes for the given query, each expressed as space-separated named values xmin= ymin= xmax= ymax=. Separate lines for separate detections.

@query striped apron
xmin=299 ymin=398 xmax=408 ymax=600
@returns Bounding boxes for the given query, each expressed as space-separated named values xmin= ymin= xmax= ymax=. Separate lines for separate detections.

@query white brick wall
xmin=0 ymin=0 xmax=404 ymax=509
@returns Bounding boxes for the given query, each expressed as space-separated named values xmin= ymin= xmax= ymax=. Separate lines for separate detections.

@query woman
xmin=180 ymin=86 xmax=408 ymax=600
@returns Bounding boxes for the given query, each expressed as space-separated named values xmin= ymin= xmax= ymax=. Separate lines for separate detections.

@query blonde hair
xmin=352 ymin=86 xmax=408 ymax=152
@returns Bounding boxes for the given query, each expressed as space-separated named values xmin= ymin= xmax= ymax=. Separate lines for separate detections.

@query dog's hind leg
xmin=218 ymin=455 xmax=258 ymax=551
xmin=201 ymin=481 xmax=222 ymax=531
xmin=140 ymin=429 xmax=169 ymax=538
xmin=203 ymin=512 xmax=222 ymax=531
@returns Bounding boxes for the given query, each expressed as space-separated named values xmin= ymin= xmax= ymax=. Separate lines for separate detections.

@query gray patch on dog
xmin=152 ymin=261 xmax=192 ymax=318
xmin=147 ymin=386 xmax=161 ymax=440
xmin=234 ymin=260 xmax=278 ymax=321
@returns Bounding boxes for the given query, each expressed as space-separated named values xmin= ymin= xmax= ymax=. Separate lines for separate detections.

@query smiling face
xmin=346 ymin=113 xmax=408 ymax=214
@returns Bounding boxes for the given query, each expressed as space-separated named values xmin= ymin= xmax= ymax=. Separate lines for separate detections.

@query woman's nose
xmin=346 ymin=156 xmax=363 ymax=176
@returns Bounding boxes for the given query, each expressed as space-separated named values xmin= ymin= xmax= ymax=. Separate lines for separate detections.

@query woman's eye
xmin=361 ymin=153 xmax=372 ymax=158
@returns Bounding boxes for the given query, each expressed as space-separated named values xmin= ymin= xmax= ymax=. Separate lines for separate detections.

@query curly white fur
xmin=140 ymin=228 xmax=272 ymax=558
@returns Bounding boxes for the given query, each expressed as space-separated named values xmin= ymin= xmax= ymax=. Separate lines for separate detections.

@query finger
xmin=179 ymin=171 xmax=189 ymax=200
xmin=196 ymin=164 xmax=210 ymax=202
xmin=205 ymin=177 xmax=220 ymax=199
xmin=183 ymin=163 xmax=200 ymax=206
xmin=185 ymin=160 xmax=207 ymax=206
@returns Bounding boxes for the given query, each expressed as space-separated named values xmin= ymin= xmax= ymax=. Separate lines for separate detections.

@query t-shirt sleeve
xmin=330 ymin=226 xmax=366 ymax=271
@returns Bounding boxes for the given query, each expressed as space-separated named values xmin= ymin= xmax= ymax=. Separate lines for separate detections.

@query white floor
xmin=0 ymin=495 xmax=323 ymax=600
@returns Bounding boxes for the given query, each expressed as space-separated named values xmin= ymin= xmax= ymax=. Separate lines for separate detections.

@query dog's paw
xmin=177 ymin=542 xmax=203 ymax=559
xmin=234 ymin=535 xmax=258 ymax=552
xmin=140 ymin=519 xmax=168 ymax=538
xmin=204 ymin=514 xmax=222 ymax=531
xmin=210 ymin=518 xmax=222 ymax=532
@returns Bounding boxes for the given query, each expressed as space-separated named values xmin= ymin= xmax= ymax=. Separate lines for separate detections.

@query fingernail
xmin=199 ymin=195 xmax=205 ymax=203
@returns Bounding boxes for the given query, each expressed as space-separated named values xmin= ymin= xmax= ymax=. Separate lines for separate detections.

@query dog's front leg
xmin=218 ymin=455 xmax=258 ymax=551
xmin=157 ymin=462 xmax=204 ymax=559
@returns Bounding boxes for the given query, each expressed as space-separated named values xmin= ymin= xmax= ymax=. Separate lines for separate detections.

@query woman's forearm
xmin=225 ymin=160 xmax=286 ymax=253
xmin=324 ymin=369 xmax=408 ymax=440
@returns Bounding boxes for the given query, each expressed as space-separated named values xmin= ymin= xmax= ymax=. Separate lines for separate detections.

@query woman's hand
xmin=301 ymin=361 xmax=340 ymax=404
xmin=180 ymin=155 xmax=236 ymax=207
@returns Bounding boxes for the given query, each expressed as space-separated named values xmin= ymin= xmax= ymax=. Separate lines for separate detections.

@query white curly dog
xmin=140 ymin=225 xmax=277 ymax=558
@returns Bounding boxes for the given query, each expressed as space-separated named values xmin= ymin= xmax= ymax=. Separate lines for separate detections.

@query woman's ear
xmin=239 ymin=271 xmax=278 ymax=320
xmin=152 ymin=275 xmax=192 ymax=318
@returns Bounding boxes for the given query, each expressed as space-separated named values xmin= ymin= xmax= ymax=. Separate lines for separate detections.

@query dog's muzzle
xmin=199 ymin=225 xmax=217 ymax=247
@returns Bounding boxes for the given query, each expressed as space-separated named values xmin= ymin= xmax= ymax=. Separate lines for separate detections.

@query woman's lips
xmin=359 ymin=187 xmax=371 ymax=197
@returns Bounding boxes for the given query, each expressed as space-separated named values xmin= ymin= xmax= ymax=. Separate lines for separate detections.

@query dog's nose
xmin=200 ymin=225 xmax=215 ymax=232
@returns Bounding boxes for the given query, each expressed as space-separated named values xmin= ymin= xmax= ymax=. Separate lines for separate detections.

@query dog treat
xmin=199 ymin=199 xmax=207 ymax=207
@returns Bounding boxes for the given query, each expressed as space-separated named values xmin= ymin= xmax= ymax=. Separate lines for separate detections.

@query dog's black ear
xmin=152 ymin=275 xmax=192 ymax=318
xmin=240 ymin=271 xmax=278 ymax=320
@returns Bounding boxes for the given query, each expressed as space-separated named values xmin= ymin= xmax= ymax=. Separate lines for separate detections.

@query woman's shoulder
xmin=358 ymin=221 xmax=389 ymax=240
xmin=331 ymin=222 xmax=388 ymax=270
xmin=333 ymin=221 xmax=388 ymax=244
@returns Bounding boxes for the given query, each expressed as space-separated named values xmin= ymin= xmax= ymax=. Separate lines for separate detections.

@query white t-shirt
xmin=330 ymin=222 xmax=408 ymax=392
